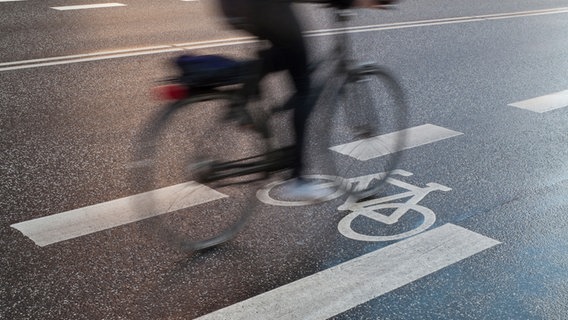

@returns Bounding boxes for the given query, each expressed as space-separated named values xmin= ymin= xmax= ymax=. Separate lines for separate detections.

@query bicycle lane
xmin=4 ymin=82 xmax=501 ymax=320
xmin=194 ymin=159 xmax=499 ymax=319
xmin=4 ymin=5 xmax=568 ymax=320
xmin=195 ymin=224 xmax=500 ymax=320
xmin=20 ymin=139 xmax=505 ymax=320
xmin=0 ymin=45 xmax=535 ymax=318
xmin=336 ymin=9 xmax=568 ymax=319
xmin=202 ymin=8 xmax=568 ymax=316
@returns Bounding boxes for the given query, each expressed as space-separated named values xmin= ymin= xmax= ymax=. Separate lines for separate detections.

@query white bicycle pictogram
xmin=257 ymin=170 xmax=451 ymax=242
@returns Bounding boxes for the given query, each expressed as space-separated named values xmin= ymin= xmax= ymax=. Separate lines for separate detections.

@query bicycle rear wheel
xmin=132 ymin=94 xmax=268 ymax=252
xmin=316 ymin=64 xmax=408 ymax=199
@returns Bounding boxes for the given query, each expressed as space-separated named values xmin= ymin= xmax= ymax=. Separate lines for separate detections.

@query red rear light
xmin=153 ymin=84 xmax=189 ymax=101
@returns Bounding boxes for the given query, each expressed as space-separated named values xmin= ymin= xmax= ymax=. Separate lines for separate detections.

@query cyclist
xmin=217 ymin=0 xmax=397 ymax=200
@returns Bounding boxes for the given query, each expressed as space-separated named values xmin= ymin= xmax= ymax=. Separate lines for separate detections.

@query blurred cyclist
xmin=218 ymin=0 xmax=397 ymax=200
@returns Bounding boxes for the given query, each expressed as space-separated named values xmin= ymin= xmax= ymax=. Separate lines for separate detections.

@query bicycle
xmin=131 ymin=8 xmax=408 ymax=252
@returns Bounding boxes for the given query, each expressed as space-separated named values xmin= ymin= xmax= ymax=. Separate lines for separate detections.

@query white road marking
xmin=0 ymin=0 xmax=26 ymax=2
xmin=338 ymin=178 xmax=451 ymax=242
xmin=330 ymin=124 xmax=463 ymax=161
xmin=10 ymin=182 xmax=227 ymax=247
xmin=0 ymin=46 xmax=173 ymax=67
xmin=508 ymin=90 xmax=568 ymax=113
xmin=2 ymin=7 xmax=568 ymax=71
xmin=51 ymin=3 xmax=126 ymax=11
xmin=195 ymin=223 xmax=500 ymax=320
xmin=305 ymin=7 xmax=568 ymax=37
xmin=13 ymin=124 xmax=459 ymax=247
xmin=0 ymin=38 xmax=258 ymax=72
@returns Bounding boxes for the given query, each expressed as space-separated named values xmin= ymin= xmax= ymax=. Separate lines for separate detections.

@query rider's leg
xmin=254 ymin=15 xmax=333 ymax=200
xmin=235 ymin=2 xmax=330 ymax=200
xmin=247 ymin=2 xmax=313 ymax=179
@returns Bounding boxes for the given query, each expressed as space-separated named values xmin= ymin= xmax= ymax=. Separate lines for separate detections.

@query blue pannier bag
xmin=175 ymin=55 xmax=243 ymax=88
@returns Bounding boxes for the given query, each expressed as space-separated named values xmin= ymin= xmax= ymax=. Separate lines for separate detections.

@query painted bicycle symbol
xmin=257 ymin=170 xmax=451 ymax=242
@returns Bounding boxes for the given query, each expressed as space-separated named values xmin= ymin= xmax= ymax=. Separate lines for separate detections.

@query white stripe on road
xmin=196 ymin=223 xmax=500 ymax=320
xmin=330 ymin=124 xmax=463 ymax=161
xmin=508 ymin=90 xmax=568 ymax=113
xmin=2 ymin=7 xmax=568 ymax=71
xmin=0 ymin=46 xmax=173 ymax=67
xmin=0 ymin=38 xmax=258 ymax=72
xmin=0 ymin=0 xmax=26 ymax=2
xmin=10 ymin=182 xmax=227 ymax=247
xmin=305 ymin=7 xmax=568 ymax=37
xmin=51 ymin=3 xmax=126 ymax=11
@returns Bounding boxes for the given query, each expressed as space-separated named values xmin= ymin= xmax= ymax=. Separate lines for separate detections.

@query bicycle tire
xmin=131 ymin=93 xmax=268 ymax=252
xmin=313 ymin=64 xmax=408 ymax=200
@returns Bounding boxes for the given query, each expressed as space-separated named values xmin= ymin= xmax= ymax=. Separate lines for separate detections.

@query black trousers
xmin=229 ymin=1 xmax=314 ymax=178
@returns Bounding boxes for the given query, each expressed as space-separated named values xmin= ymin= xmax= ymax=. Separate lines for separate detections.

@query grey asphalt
xmin=2 ymin=0 xmax=568 ymax=319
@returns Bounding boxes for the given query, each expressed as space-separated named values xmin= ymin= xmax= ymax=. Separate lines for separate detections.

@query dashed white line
xmin=51 ymin=3 xmax=126 ymax=11
xmin=0 ymin=45 xmax=172 ymax=67
xmin=0 ymin=38 xmax=258 ymax=72
xmin=10 ymin=182 xmax=227 ymax=247
xmin=304 ymin=7 xmax=568 ymax=37
xmin=508 ymin=90 xmax=568 ymax=113
xmin=196 ymin=223 xmax=500 ymax=320
xmin=2 ymin=7 xmax=568 ymax=71
xmin=330 ymin=124 xmax=463 ymax=161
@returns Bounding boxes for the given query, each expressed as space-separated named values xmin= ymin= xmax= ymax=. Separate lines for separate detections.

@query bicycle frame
xmin=181 ymin=9 xmax=373 ymax=185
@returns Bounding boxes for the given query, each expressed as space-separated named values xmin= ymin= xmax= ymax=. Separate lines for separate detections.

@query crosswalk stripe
xmin=330 ymin=124 xmax=463 ymax=161
xmin=195 ymin=223 xmax=500 ymax=320
xmin=10 ymin=182 xmax=227 ymax=247
xmin=508 ymin=90 xmax=568 ymax=113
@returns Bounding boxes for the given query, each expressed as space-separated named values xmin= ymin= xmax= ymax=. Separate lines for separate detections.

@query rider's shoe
xmin=281 ymin=177 xmax=334 ymax=202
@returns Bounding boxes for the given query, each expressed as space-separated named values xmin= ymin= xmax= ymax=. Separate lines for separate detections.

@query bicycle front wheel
xmin=321 ymin=64 xmax=408 ymax=198
xmin=131 ymin=94 xmax=268 ymax=252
